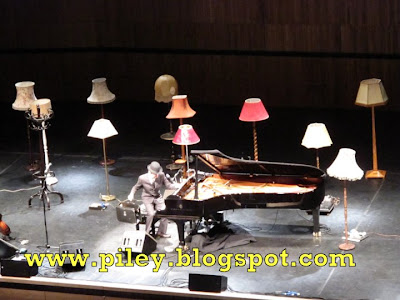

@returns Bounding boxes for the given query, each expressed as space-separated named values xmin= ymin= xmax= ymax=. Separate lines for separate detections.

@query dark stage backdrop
xmin=0 ymin=1 xmax=399 ymax=109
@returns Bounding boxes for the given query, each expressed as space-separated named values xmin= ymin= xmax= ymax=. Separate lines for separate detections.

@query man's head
xmin=147 ymin=161 xmax=163 ymax=178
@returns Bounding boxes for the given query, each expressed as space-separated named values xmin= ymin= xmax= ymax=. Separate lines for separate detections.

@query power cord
xmin=0 ymin=186 xmax=41 ymax=193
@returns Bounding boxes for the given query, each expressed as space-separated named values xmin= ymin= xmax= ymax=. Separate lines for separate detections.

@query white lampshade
xmin=302 ymin=123 xmax=333 ymax=149
xmin=355 ymin=78 xmax=388 ymax=107
xmin=88 ymin=119 xmax=118 ymax=139
xmin=327 ymin=148 xmax=363 ymax=181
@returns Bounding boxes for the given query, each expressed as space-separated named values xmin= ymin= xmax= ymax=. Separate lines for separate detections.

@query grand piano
xmin=157 ymin=150 xmax=325 ymax=245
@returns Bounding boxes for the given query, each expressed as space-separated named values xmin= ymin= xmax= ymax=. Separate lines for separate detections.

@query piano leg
xmin=176 ymin=220 xmax=186 ymax=246
xmin=312 ymin=206 xmax=321 ymax=237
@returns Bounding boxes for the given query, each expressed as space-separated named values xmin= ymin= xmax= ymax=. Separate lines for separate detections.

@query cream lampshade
xmin=302 ymin=123 xmax=333 ymax=168
xmin=87 ymin=78 xmax=116 ymax=105
xmin=355 ymin=78 xmax=388 ymax=179
xmin=12 ymin=81 xmax=37 ymax=111
xmin=327 ymin=148 xmax=363 ymax=251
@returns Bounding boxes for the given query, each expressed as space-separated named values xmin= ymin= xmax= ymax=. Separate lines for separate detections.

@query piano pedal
xmin=313 ymin=231 xmax=322 ymax=237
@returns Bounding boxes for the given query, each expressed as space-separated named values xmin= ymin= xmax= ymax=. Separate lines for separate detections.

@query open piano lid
xmin=191 ymin=149 xmax=325 ymax=178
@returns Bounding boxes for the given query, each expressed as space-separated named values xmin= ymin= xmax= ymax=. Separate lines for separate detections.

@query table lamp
xmin=173 ymin=124 xmax=200 ymax=174
xmin=87 ymin=77 xmax=116 ymax=166
xmin=88 ymin=118 xmax=118 ymax=201
xmin=12 ymin=81 xmax=39 ymax=171
xmin=239 ymin=98 xmax=269 ymax=161
xmin=166 ymin=95 xmax=196 ymax=177
xmin=355 ymin=78 xmax=388 ymax=179
xmin=327 ymin=148 xmax=363 ymax=250
xmin=301 ymin=123 xmax=333 ymax=168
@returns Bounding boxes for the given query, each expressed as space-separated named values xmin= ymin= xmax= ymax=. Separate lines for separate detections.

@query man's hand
xmin=127 ymin=194 xmax=133 ymax=201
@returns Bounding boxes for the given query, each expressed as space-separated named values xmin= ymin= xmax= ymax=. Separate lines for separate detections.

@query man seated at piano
xmin=127 ymin=161 xmax=179 ymax=238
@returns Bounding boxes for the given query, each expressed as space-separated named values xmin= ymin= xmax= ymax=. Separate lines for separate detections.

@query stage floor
xmin=1 ymin=104 xmax=400 ymax=299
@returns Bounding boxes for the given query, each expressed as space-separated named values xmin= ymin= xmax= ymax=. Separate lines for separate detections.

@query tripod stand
xmin=25 ymin=104 xmax=63 ymax=249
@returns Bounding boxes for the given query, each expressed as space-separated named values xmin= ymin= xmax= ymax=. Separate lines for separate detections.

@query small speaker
xmin=0 ymin=238 xmax=19 ymax=259
xmin=121 ymin=231 xmax=157 ymax=255
xmin=1 ymin=257 xmax=38 ymax=277
xmin=189 ymin=273 xmax=227 ymax=293
xmin=59 ymin=240 xmax=85 ymax=270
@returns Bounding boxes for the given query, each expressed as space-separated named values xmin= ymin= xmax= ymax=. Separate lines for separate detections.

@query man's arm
xmin=128 ymin=177 xmax=143 ymax=200
xmin=162 ymin=173 xmax=179 ymax=190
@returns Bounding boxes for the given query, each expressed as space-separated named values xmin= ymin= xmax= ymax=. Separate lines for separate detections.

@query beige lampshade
xmin=154 ymin=74 xmax=178 ymax=103
xmin=302 ymin=123 xmax=333 ymax=149
xmin=327 ymin=148 xmax=363 ymax=181
xmin=88 ymin=118 xmax=118 ymax=139
xmin=12 ymin=81 xmax=37 ymax=111
xmin=87 ymin=78 xmax=116 ymax=104
xmin=30 ymin=99 xmax=52 ymax=118
xmin=355 ymin=78 xmax=388 ymax=107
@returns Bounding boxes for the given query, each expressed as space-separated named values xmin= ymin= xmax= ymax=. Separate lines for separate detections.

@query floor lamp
xmin=88 ymin=118 xmax=118 ymax=201
xmin=301 ymin=123 xmax=333 ymax=168
xmin=327 ymin=148 xmax=363 ymax=251
xmin=154 ymin=74 xmax=180 ymax=170
xmin=26 ymin=99 xmax=64 ymax=249
xmin=87 ymin=78 xmax=117 ymax=166
xmin=355 ymin=78 xmax=388 ymax=179
xmin=12 ymin=81 xmax=39 ymax=172
xmin=166 ymin=95 xmax=196 ymax=178
xmin=173 ymin=124 xmax=200 ymax=174
xmin=239 ymin=98 xmax=269 ymax=161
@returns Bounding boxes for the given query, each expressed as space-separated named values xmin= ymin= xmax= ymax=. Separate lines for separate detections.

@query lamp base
xmin=160 ymin=131 xmax=176 ymax=141
xmin=365 ymin=169 xmax=386 ymax=179
xmin=100 ymin=158 xmax=116 ymax=166
xmin=101 ymin=194 xmax=116 ymax=201
xmin=339 ymin=242 xmax=355 ymax=251
xmin=166 ymin=163 xmax=182 ymax=170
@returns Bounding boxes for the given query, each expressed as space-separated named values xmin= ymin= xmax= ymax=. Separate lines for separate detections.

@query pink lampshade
xmin=173 ymin=124 xmax=200 ymax=145
xmin=239 ymin=98 xmax=269 ymax=122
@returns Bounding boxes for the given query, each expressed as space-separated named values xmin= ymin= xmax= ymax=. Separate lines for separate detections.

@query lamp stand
xmin=339 ymin=180 xmax=355 ymax=251
xmin=252 ymin=122 xmax=259 ymax=161
xmin=366 ymin=106 xmax=386 ymax=179
xmin=99 ymin=104 xmax=116 ymax=166
xmin=162 ymin=108 xmax=179 ymax=171
xmin=316 ymin=149 xmax=320 ymax=169
xmin=178 ymin=118 xmax=188 ymax=178
xmin=26 ymin=109 xmax=63 ymax=251
xmin=101 ymin=138 xmax=116 ymax=201
xmin=27 ymin=115 xmax=63 ymax=210
xmin=25 ymin=119 xmax=40 ymax=172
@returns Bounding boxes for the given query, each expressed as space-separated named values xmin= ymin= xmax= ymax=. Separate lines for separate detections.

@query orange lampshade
xmin=166 ymin=95 xmax=196 ymax=119
xmin=173 ymin=124 xmax=200 ymax=145
xmin=239 ymin=98 xmax=269 ymax=122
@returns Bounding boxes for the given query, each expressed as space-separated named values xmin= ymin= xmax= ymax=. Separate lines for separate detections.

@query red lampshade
xmin=173 ymin=124 xmax=200 ymax=145
xmin=239 ymin=98 xmax=269 ymax=122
